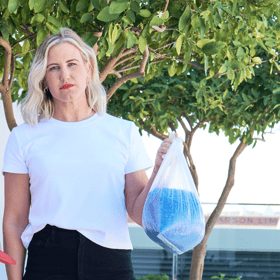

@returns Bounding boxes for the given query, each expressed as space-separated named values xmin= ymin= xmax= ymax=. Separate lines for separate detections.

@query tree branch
xmin=110 ymin=70 xmax=122 ymax=78
xmin=149 ymin=48 xmax=205 ymax=71
xmin=191 ymin=118 xmax=209 ymax=136
xmin=139 ymin=119 xmax=167 ymax=140
xmin=12 ymin=33 xmax=37 ymax=48
xmin=0 ymin=38 xmax=17 ymax=131
xmin=106 ymin=46 xmax=149 ymax=101
xmin=19 ymin=25 xmax=34 ymax=36
xmin=14 ymin=49 xmax=36 ymax=58
xmin=99 ymin=46 xmax=126 ymax=83
xmin=114 ymin=54 xmax=138 ymax=68
xmin=118 ymin=64 xmax=140 ymax=73
xmin=217 ymin=59 xmax=273 ymax=78
xmin=185 ymin=115 xmax=193 ymax=130
xmin=204 ymin=140 xmax=248 ymax=239
xmin=177 ymin=116 xmax=191 ymax=134
xmin=150 ymin=59 xmax=165 ymax=65
xmin=93 ymin=31 xmax=103 ymax=56
xmin=154 ymin=41 xmax=175 ymax=52
xmin=163 ymin=0 xmax=170 ymax=14
xmin=182 ymin=140 xmax=199 ymax=189
xmin=121 ymin=46 xmax=138 ymax=57
xmin=168 ymin=121 xmax=176 ymax=132
xmin=0 ymin=37 xmax=12 ymax=87
xmin=253 ymin=138 xmax=265 ymax=142
xmin=8 ymin=54 xmax=15 ymax=88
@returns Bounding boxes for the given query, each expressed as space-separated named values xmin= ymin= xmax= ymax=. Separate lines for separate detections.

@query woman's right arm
xmin=3 ymin=172 xmax=31 ymax=280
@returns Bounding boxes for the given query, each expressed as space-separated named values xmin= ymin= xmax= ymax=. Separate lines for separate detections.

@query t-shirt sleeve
xmin=125 ymin=122 xmax=154 ymax=174
xmin=2 ymin=128 xmax=29 ymax=176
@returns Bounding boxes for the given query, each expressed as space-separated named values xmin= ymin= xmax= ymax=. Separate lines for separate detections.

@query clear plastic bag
xmin=142 ymin=132 xmax=205 ymax=255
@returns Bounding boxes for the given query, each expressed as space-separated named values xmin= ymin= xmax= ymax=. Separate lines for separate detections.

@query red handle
xmin=0 ymin=250 xmax=16 ymax=265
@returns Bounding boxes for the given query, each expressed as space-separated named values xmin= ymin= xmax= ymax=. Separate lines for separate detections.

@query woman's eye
xmin=50 ymin=66 xmax=59 ymax=71
xmin=69 ymin=63 xmax=76 ymax=66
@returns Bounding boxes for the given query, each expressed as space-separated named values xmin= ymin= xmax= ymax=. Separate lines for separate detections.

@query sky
xmin=0 ymin=101 xmax=280 ymax=220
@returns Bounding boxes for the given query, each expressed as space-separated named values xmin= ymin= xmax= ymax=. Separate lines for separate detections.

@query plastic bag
xmin=142 ymin=132 xmax=205 ymax=255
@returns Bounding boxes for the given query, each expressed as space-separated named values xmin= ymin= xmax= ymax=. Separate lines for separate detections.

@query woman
xmin=2 ymin=28 xmax=177 ymax=280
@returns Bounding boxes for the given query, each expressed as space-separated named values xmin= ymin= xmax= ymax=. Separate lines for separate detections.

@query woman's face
xmin=44 ymin=42 xmax=91 ymax=105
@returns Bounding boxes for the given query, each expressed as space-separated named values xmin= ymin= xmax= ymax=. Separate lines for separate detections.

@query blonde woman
xmin=2 ymin=28 xmax=177 ymax=280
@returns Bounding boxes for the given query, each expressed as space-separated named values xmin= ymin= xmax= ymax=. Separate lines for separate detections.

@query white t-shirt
xmin=2 ymin=112 xmax=153 ymax=250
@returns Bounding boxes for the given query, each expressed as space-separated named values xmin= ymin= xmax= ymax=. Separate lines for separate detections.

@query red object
xmin=0 ymin=250 xmax=16 ymax=265
xmin=61 ymin=84 xmax=74 ymax=89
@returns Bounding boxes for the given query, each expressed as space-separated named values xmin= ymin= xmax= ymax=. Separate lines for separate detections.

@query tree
xmin=1 ymin=0 xmax=280 ymax=279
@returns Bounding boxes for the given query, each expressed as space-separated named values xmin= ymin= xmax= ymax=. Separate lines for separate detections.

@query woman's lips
xmin=61 ymin=84 xmax=74 ymax=89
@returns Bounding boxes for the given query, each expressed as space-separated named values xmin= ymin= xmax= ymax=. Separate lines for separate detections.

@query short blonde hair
xmin=20 ymin=28 xmax=107 ymax=127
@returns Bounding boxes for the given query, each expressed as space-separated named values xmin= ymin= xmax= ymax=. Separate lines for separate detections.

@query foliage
xmin=1 ymin=0 xmax=280 ymax=144
xmin=108 ymin=51 xmax=280 ymax=146
xmin=211 ymin=272 xmax=242 ymax=280
xmin=134 ymin=273 xmax=169 ymax=280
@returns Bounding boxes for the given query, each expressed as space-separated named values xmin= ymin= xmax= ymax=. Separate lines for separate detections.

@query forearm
xmin=3 ymin=219 xmax=28 ymax=280
xmin=132 ymin=166 xmax=159 ymax=227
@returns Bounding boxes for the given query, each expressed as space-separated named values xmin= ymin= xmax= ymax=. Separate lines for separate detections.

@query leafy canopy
xmin=0 ymin=0 xmax=280 ymax=145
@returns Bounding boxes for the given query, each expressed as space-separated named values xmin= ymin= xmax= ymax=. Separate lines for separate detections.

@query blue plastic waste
xmin=142 ymin=132 xmax=205 ymax=255
xmin=143 ymin=187 xmax=205 ymax=254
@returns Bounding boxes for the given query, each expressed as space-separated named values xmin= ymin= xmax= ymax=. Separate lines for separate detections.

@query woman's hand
xmin=154 ymin=132 xmax=179 ymax=173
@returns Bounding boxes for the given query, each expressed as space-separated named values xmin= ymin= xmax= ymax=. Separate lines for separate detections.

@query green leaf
xmin=91 ymin=0 xmax=100 ymax=9
xmin=263 ymin=96 xmax=269 ymax=105
xmin=139 ymin=9 xmax=151 ymax=17
xmin=47 ymin=15 xmax=61 ymax=28
xmin=176 ymin=35 xmax=183 ymax=55
xmin=218 ymin=64 xmax=227 ymax=74
xmin=202 ymin=41 xmax=226 ymax=55
xmin=139 ymin=36 xmax=147 ymax=54
xmin=59 ymin=0 xmax=69 ymax=13
xmin=168 ymin=63 xmax=176 ymax=77
xmin=272 ymin=88 xmax=280 ymax=94
xmin=197 ymin=39 xmax=213 ymax=49
xmin=46 ymin=22 xmax=60 ymax=34
xmin=124 ymin=30 xmax=135 ymax=48
xmin=227 ymin=68 xmax=234 ymax=80
xmin=127 ymin=10 xmax=135 ymax=22
xmin=179 ymin=6 xmax=191 ymax=32
xmin=204 ymin=54 xmax=208 ymax=76
xmin=29 ymin=0 xmax=35 ymax=10
xmin=242 ymin=93 xmax=251 ymax=104
xmin=8 ymin=0 xmax=20 ymax=13
xmin=109 ymin=1 xmax=129 ymax=14
xmin=34 ymin=0 xmax=46 ymax=13
xmin=36 ymin=28 xmax=48 ymax=46
xmin=252 ymin=57 xmax=262 ymax=64
xmin=130 ymin=1 xmax=140 ymax=13
xmin=31 ymin=13 xmax=45 ymax=24
xmin=251 ymin=88 xmax=259 ymax=98
xmin=97 ymin=6 xmax=119 ymax=22
xmin=22 ymin=39 xmax=30 ymax=55
xmin=76 ymin=0 xmax=89 ymax=12
xmin=80 ymin=13 xmax=93 ymax=23
xmin=150 ymin=15 xmax=164 ymax=27
xmin=111 ymin=25 xmax=119 ymax=43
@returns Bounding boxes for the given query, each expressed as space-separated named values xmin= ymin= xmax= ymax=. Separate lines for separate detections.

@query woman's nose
xmin=59 ymin=66 xmax=70 ymax=82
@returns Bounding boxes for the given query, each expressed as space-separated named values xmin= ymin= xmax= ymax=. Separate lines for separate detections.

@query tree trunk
xmin=1 ymin=88 xmax=17 ymax=131
xmin=189 ymin=239 xmax=207 ymax=279
xmin=188 ymin=141 xmax=247 ymax=279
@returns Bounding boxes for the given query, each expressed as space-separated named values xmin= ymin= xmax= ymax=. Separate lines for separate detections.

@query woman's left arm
xmin=124 ymin=133 xmax=178 ymax=227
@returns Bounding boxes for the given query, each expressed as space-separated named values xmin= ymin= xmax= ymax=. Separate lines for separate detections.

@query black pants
xmin=22 ymin=224 xmax=137 ymax=280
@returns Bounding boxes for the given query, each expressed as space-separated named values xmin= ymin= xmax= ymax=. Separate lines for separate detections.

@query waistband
xmin=35 ymin=224 xmax=80 ymax=242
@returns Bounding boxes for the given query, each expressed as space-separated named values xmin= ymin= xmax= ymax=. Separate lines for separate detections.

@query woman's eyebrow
xmin=47 ymin=59 xmax=79 ymax=69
